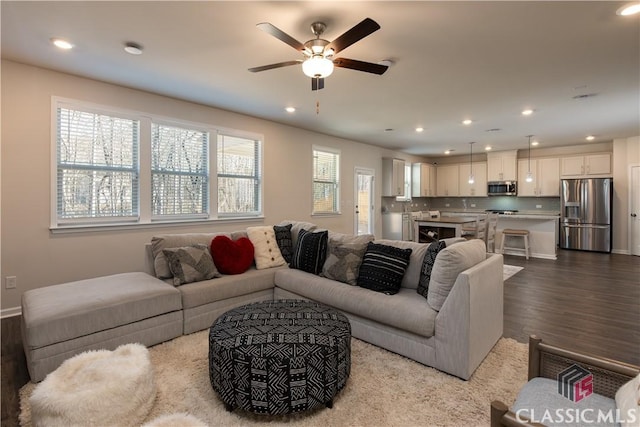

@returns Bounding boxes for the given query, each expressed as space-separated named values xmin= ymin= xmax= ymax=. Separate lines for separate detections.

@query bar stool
xmin=500 ymin=229 xmax=530 ymax=259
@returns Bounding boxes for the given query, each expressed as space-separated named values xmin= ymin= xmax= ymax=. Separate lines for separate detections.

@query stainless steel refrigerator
xmin=560 ymin=178 xmax=612 ymax=252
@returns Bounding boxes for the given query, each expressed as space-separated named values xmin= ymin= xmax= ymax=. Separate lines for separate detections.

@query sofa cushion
xmin=273 ymin=224 xmax=294 ymax=263
xmin=357 ymin=242 xmax=412 ymax=295
xmin=616 ymin=374 xmax=640 ymax=427
xmin=246 ymin=226 xmax=287 ymax=269
xmin=275 ymin=269 xmax=437 ymax=337
xmin=290 ymin=229 xmax=328 ymax=275
xmin=21 ymin=273 xmax=182 ymax=349
xmin=321 ymin=232 xmax=374 ymax=285
xmin=179 ymin=267 xmax=282 ymax=309
xmin=417 ymin=240 xmax=447 ymax=299
xmin=210 ymin=236 xmax=254 ymax=275
xmin=374 ymin=239 xmax=428 ymax=289
xmin=427 ymin=239 xmax=486 ymax=311
xmin=152 ymin=233 xmax=230 ymax=279
xmin=163 ymin=245 xmax=221 ymax=286
xmin=511 ymin=377 xmax=617 ymax=427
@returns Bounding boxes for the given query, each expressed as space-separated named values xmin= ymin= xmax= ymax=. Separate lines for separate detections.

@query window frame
xmin=312 ymin=145 xmax=341 ymax=216
xmin=50 ymin=97 xmax=264 ymax=232
xmin=216 ymin=131 xmax=263 ymax=218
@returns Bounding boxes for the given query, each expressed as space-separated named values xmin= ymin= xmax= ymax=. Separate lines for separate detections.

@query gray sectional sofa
xmin=22 ymin=221 xmax=504 ymax=382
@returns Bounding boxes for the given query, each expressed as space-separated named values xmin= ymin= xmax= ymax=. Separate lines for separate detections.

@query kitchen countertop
xmin=433 ymin=209 xmax=560 ymax=220
xmin=414 ymin=216 xmax=476 ymax=224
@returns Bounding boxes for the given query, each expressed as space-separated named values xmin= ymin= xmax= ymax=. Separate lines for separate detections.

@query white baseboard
xmin=1 ymin=306 xmax=22 ymax=319
xmin=612 ymin=249 xmax=630 ymax=255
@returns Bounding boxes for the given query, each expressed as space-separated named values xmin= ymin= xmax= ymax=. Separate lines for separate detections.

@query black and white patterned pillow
xmin=162 ymin=244 xmax=221 ymax=286
xmin=417 ymin=240 xmax=447 ymax=299
xmin=273 ymin=224 xmax=294 ymax=263
xmin=357 ymin=242 xmax=412 ymax=295
xmin=290 ymin=229 xmax=328 ymax=275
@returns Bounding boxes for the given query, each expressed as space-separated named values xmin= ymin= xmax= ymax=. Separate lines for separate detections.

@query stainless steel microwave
xmin=488 ymin=181 xmax=517 ymax=196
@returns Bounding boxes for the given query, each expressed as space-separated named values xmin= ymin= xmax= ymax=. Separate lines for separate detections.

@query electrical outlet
xmin=471 ymin=203 xmax=476 ymax=208
xmin=5 ymin=276 xmax=16 ymax=289
xmin=445 ymin=203 xmax=450 ymax=207
xmin=536 ymin=205 xmax=542 ymax=209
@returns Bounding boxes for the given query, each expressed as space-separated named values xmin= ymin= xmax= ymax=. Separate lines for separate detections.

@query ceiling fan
xmin=248 ymin=18 xmax=388 ymax=91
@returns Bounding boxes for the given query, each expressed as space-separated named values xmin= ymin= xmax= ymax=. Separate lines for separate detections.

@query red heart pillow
xmin=210 ymin=236 xmax=254 ymax=275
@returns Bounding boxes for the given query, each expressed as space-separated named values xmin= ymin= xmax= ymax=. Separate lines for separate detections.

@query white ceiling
xmin=2 ymin=1 xmax=639 ymax=156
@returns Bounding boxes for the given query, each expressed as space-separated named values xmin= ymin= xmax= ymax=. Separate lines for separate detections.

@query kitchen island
xmin=440 ymin=211 xmax=559 ymax=259
xmin=413 ymin=216 xmax=477 ymax=243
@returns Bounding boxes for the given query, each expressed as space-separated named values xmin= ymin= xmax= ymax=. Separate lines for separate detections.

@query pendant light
xmin=468 ymin=142 xmax=475 ymax=184
xmin=525 ymin=135 xmax=534 ymax=183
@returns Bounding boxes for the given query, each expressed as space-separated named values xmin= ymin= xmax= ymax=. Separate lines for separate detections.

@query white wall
xmin=0 ymin=60 xmax=425 ymax=312
xmin=613 ymin=136 xmax=640 ymax=254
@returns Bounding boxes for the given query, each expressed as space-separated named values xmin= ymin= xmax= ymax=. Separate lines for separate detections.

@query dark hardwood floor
xmin=1 ymin=249 xmax=639 ymax=425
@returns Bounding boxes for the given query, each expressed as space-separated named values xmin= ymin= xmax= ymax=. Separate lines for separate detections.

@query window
xmin=396 ymin=163 xmax=412 ymax=202
xmin=151 ymin=123 xmax=208 ymax=218
xmin=217 ymin=134 xmax=261 ymax=216
xmin=56 ymin=107 xmax=139 ymax=223
xmin=312 ymin=146 xmax=340 ymax=214
xmin=53 ymin=98 xmax=263 ymax=230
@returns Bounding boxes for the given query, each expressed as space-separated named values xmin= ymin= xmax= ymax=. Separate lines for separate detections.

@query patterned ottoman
xmin=208 ymin=299 xmax=351 ymax=415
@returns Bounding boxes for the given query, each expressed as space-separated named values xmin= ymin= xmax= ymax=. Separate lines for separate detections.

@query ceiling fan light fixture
xmin=302 ymin=56 xmax=334 ymax=78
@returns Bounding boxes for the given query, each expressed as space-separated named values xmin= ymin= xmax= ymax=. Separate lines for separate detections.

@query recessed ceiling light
xmin=444 ymin=149 xmax=455 ymax=155
xmin=415 ymin=127 xmax=424 ymax=133
xmin=617 ymin=2 xmax=640 ymax=15
xmin=586 ymin=135 xmax=595 ymax=141
xmin=531 ymin=140 xmax=540 ymax=146
xmin=485 ymin=128 xmax=502 ymax=132
xmin=522 ymin=109 xmax=534 ymax=116
xmin=124 ymin=42 xmax=143 ymax=55
xmin=285 ymin=107 xmax=296 ymax=113
xmin=462 ymin=119 xmax=473 ymax=125
xmin=51 ymin=38 xmax=73 ymax=50
xmin=485 ymin=146 xmax=492 ymax=151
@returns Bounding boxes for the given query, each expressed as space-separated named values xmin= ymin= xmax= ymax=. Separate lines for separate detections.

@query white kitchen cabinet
xmin=518 ymin=157 xmax=560 ymax=196
xmin=487 ymin=150 xmax=518 ymax=181
xmin=561 ymin=153 xmax=611 ymax=177
xmin=436 ymin=164 xmax=459 ymax=197
xmin=411 ymin=163 xmax=437 ymax=197
xmin=382 ymin=158 xmax=406 ymax=196
xmin=458 ymin=162 xmax=487 ymax=197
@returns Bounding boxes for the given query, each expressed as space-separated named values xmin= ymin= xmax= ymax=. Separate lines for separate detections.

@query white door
xmin=631 ymin=165 xmax=640 ymax=256
xmin=355 ymin=168 xmax=375 ymax=235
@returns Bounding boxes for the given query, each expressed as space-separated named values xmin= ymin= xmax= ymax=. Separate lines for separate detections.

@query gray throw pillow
xmin=427 ymin=239 xmax=486 ymax=311
xmin=162 ymin=244 xmax=221 ymax=286
xmin=321 ymin=233 xmax=374 ymax=285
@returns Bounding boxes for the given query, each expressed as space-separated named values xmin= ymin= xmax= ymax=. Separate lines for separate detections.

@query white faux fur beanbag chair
xmin=30 ymin=343 xmax=156 ymax=427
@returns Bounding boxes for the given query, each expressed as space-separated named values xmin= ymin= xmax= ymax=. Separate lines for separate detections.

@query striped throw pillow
xmin=290 ymin=229 xmax=328 ymax=275
xmin=357 ymin=242 xmax=412 ymax=295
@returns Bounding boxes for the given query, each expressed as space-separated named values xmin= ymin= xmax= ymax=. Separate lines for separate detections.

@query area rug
xmin=20 ymin=332 xmax=528 ymax=427
xmin=503 ymin=264 xmax=524 ymax=281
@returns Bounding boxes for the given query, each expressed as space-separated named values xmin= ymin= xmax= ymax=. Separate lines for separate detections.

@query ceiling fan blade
xmin=333 ymin=58 xmax=388 ymax=75
xmin=248 ymin=60 xmax=303 ymax=73
xmin=312 ymin=77 xmax=325 ymax=91
xmin=256 ymin=22 xmax=307 ymax=53
xmin=326 ymin=18 xmax=380 ymax=54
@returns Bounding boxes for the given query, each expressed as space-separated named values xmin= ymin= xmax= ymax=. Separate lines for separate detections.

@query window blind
xmin=313 ymin=148 xmax=340 ymax=214
xmin=217 ymin=134 xmax=261 ymax=215
xmin=56 ymin=107 xmax=139 ymax=221
xmin=151 ymin=123 xmax=208 ymax=217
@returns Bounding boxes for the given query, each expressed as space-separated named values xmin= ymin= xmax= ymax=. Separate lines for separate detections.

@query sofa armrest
xmin=434 ymin=253 xmax=504 ymax=379
xmin=527 ymin=335 xmax=639 ymax=399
